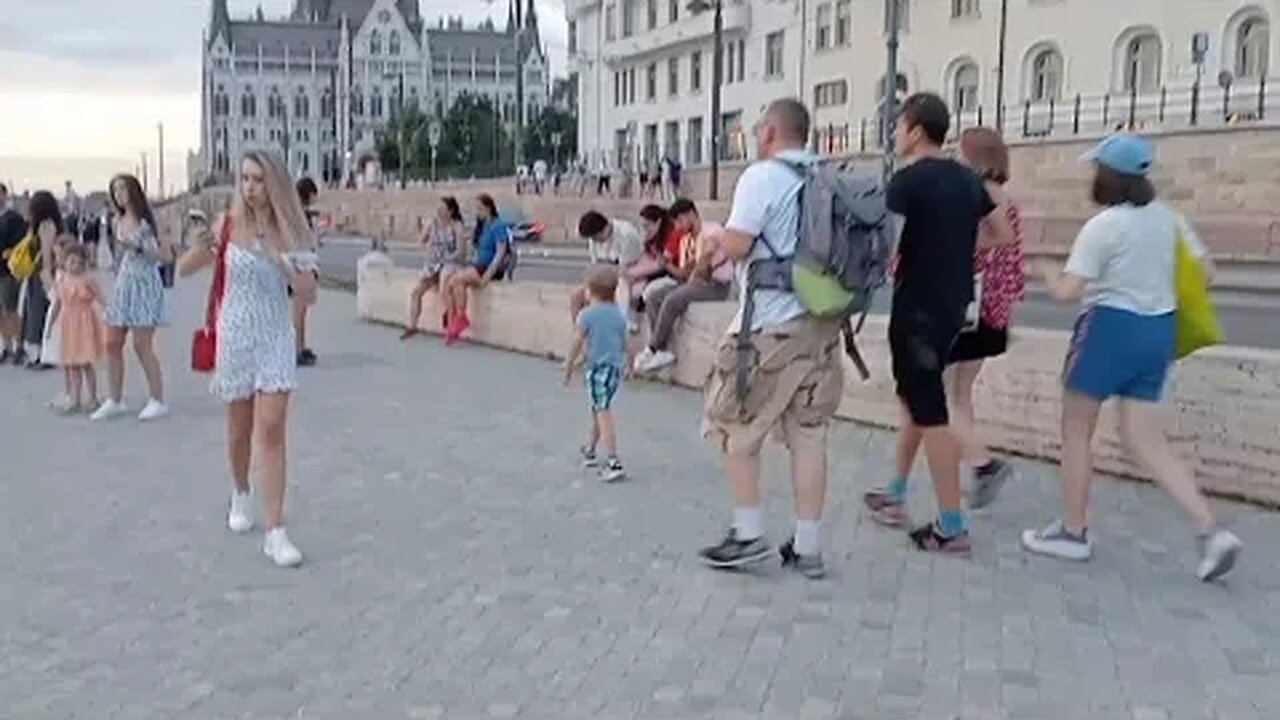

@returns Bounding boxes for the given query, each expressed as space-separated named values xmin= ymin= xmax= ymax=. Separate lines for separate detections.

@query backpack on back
xmin=736 ymin=159 xmax=892 ymax=402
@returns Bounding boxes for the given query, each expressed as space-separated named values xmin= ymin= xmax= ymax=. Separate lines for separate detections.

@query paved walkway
xmin=2 ymin=281 xmax=1278 ymax=720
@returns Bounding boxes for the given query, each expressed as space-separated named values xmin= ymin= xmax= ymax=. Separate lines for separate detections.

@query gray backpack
xmin=736 ymin=158 xmax=892 ymax=401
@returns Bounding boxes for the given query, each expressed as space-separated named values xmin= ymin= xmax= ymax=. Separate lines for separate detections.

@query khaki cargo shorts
xmin=702 ymin=316 xmax=845 ymax=456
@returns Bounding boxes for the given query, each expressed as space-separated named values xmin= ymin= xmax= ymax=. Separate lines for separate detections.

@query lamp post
xmin=428 ymin=120 xmax=441 ymax=183
xmin=882 ymin=0 xmax=901 ymax=182
xmin=551 ymin=130 xmax=563 ymax=169
xmin=994 ymin=0 xmax=1009 ymax=131
xmin=688 ymin=0 xmax=723 ymax=200
xmin=384 ymin=71 xmax=407 ymax=188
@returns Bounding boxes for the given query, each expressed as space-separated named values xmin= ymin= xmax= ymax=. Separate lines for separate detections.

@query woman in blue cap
xmin=1023 ymin=133 xmax=1242 ymax=582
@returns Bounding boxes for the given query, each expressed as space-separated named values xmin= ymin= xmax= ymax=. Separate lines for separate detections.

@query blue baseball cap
xmin=1081 ymin=134 xmax=1154 ymax=176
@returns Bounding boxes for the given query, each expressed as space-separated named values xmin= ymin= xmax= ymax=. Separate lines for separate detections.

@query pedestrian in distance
xmin=862 ymin=93 xmax=1015 ymax=554
xmin=1023 ymin=133 xmax=1242 ymax=582
xmin=46 ymin=243 xmax=105 ymax=414
xmin=697 ymin=98 xmax=845 ymax=580
xmin=564 ymin=264 xmax=628 ymax=483
xmin=880 ymin=126 xmax=1026 ymax=519
xmin=19 ymin=190 xmax=62 ymax=371
xmin=0 ymin=182 xmax=28 ymax=364
xmin=92 ymin=174 xmax=173 ymax=423
xmin=179 ymin=150 xmax=319 ymax=568
xmin=293 ymin=177 xmax=321 ymax=367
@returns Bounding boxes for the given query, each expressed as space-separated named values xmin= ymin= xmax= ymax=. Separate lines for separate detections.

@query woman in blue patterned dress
xmin=91 ymin=174 xmax=173 ymax=423
xmin=179 ymin=150 xmax=318 ymax=568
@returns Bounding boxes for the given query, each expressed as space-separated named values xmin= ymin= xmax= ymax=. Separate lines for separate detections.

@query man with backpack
xmin=698 ymin=98 xmax=890 ymax=579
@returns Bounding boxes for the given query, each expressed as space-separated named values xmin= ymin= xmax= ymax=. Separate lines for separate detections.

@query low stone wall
xmin=358 ymin=265 xmax=1280 ymax=505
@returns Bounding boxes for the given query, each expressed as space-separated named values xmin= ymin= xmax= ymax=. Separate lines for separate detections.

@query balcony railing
xmin=822 ymin=77 xmax=1278 ymax=155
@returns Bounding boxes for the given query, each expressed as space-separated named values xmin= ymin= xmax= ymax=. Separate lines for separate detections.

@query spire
xmin=208 ymin=0 xmax=231 ymax=48
xmin=525 ymin=0 xmax=538 ymax=31
xmin=505 ymin=0 xmax=516 ymax=34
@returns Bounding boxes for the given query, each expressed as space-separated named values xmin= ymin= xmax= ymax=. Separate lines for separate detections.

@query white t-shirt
xmin=1064 ymin=201 xmax=1208 ymax=316
xmin=724 ymin=150 xmax=812 ymax=332
xmin=589 ymin=218 xmax=643 ymax=265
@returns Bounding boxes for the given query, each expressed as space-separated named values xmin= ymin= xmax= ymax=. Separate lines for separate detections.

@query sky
xmin=0 ymin=0 xmax=566 ymax=196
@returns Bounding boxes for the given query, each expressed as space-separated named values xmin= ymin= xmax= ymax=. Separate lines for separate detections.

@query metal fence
xmin=812 ymin=77 xmax=1279 ymax=155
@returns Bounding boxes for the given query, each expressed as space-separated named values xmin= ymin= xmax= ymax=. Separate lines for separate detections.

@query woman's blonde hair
xmin=231 ymin=150 xmax=312 ymax=251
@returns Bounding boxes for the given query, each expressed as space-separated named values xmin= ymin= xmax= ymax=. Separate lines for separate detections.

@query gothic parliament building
xmin=198 ymin=0 xmax=548 ymax=184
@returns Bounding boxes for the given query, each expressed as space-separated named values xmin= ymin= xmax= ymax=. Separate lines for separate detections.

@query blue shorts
xmin=1064 ymin=306 xmax=1174 ymax=402
xmin=586 ymin=363 xmax=622 ymax=411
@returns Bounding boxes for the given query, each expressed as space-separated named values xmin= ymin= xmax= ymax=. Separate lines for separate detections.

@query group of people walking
xmin=558 ymin=94 xmax=1242 ymax=583
xmin=2 ymin=153 xmax=324 ymax=569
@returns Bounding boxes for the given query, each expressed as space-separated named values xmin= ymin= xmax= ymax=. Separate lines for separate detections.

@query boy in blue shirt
xmin=564 ymin=265 xmax=628 ymax=482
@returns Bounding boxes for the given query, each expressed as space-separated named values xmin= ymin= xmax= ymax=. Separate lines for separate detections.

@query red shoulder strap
xmin=204 ymin=217 xmax=231 ymax=328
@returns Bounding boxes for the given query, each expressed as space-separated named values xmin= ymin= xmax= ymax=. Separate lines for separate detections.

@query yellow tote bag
xmin=5 ymin=233 xmax=37 ymax=281
xmin=1173 ymin=231 xmax=1223 ymax=359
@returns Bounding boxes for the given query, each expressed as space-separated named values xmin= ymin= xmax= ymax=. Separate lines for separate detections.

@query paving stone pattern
xmin=2 ymin=283 xmax=1279 ymax=720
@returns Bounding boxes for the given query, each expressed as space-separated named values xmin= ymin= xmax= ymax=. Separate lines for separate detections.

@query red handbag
xmin=191 ymin=219 xmax=230 ymax=373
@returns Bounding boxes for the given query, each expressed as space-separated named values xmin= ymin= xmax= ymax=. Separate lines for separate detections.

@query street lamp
xmin=687 ymin=0 xmax=723 ymax=201
xmin=994 ymin=0 xmax=1009 ymax=131
xmin=551 ymin=130 xmax=563 ymax=169
xmin=882 ymin=0 xmax=902 ymax=182
xmin=428 ymin=120 xmax=441 ymax=183
xmin=383 ymin=71 xmax=407 ymax=189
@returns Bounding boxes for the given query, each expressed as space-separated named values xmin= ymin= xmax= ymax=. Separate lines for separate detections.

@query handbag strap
xmin=204 ymin=218 xmax=231 ymax=329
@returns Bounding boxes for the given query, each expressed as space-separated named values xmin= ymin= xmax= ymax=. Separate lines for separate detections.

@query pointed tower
xmin=505 ymin=0 xmax=516 ymax=35
xmin=209 ymin=0 xmax=231 ymax=48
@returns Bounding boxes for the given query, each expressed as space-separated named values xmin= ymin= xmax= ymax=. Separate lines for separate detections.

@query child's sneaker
xmin=580 ymin=446 xmax=599 ymax=468
xmin=862 ymin=488 xmax=908 ymax=528
xmin=1020 ymin=520 xmax=1092 ymax=561
xmin=600 ymin=457 xmax=626 ymax=483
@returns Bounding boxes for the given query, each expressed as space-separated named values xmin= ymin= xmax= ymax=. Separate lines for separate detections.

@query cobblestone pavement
xmin=2 ymin=282 xmax=1278 ymax=720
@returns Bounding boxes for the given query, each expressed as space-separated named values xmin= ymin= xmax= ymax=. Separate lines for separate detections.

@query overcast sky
xmin=0 ymin=0 xmax=566 ymax=193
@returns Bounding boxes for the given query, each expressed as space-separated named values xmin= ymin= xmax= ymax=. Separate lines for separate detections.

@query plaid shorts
xmin=586 ymin=363 xmax=622 ymax=411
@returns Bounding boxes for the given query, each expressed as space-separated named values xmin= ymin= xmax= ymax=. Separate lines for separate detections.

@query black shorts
xmin=889 ymin=307 xmax=964 ymax=428
xmin=949 ymin=322 xmax=1009 ymax=363
xmin=0 ymin=275 xmax=19 ymax=313
xmin=473 ymin=264 xmax=505 ymax=282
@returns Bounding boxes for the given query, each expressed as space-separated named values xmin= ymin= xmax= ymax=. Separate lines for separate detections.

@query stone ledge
xmin=358 ymin=265 xmax=1280 ymax=505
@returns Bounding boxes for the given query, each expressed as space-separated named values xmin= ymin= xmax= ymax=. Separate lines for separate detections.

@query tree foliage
xmin=522 ymin=105 xmax=578 ymax=168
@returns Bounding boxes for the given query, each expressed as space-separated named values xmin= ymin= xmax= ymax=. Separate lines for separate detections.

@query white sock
xmin=794 ymin=519 xmax=821 ymax=556
xmin=732 ymin=507 xmax=763 ymax=541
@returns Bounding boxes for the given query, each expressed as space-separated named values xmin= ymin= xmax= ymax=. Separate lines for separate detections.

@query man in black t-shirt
xmin=0 ymin=183 xmax=29 ymax=362
xmin=863 ymin=93 xmax=1013 ymax=554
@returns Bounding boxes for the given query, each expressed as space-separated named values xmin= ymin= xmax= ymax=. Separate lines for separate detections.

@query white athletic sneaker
xmin=634 ymin=348 xmax=676 ymax=374
xmin=137 ymin=399 xmax=170 ymax=422
xmin=1197 ymin=529 xmax=1242 ymax=582
xmin=227 ymin=491 xmax=254 ymax=533
xmin=90 ymin=399 xmax=129 ymax=422
xmin=1020 ymin=520 xmax=1093 ymax=562
xmin=263 ymin=527 xmax=303 ymax=568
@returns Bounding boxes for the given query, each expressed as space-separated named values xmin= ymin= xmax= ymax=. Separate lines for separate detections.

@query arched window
xmin=1028 ymin=47 xmax=1063 ymax=102
xmin=1121 ymin=31 xmax=1162 ymax=93
xmin=294 ymin=90 xmax=310 ymax=120
xmin=1237 ymin=16 xmax=1270 ymax=78
xmin=952 ymin=61 xmax=980 ymax=112
xmin=241 ymin=90 xmax=257 ymax=118
xmin=321 ymin=88 xmax=335 ymax=118
xmin=352 ymin=85 xmax=365 ymax=116
xmin=370 ymin=29 xmax=382 ymax=56
xmin=371 ymin=87 xmax=384 ymax=118
xmin=389 ymin=30 xmax=401 ymax=56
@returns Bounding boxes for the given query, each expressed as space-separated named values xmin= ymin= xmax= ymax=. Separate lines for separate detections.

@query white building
xmin=569 ymin=0 xmax=1276 ymax=167
xmin=199 ymin=0 xmax=549 ymax=186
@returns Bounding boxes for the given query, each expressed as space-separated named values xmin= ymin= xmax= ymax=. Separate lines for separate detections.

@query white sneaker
xmin=1020 ymin=520 xmax=1093 ymax=562
xmin=137 ymin=399 xmax=170 ymax=422
xmin=227 ymin=491 xmax=254 ymax=533
xmin=1197 ymin=529 xmax=1242 ymax=582
xmin=634 ymin=348 xmax=676 ymax=374
xmin=263 ymin=527 xmax=303 ymax=568
xmin=90 ymin=399 xmax=129 ymax=422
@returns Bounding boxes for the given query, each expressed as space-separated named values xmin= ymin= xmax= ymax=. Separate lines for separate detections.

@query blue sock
xmin=937 ymin=510 xmax=967 ymax=538
xmin=887 ymin=476 xmax=908 ymax=502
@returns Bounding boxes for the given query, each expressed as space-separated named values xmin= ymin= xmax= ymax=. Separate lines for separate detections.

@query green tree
xmin=377 ymin=105 xmax=430 ymax=180
xmin=437 ymin=93 xmax=512 ymax=178
xmin=522 ymin=105 xmax=577 ymax=169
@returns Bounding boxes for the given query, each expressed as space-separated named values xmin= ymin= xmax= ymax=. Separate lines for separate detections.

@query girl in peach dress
xmin=47 ymin=244 xmax=105 ymax=413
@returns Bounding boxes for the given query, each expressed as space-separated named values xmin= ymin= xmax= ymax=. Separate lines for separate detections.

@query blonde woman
xmin=179 ymin=151 xmax=318 ymax=568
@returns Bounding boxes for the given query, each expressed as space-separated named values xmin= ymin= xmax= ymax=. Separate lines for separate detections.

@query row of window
xmin=367 ymin=29 xmax=405 ymax=57
xmin=609 ymin=33 xmax=788 ymax=107
xmin=603 ymin=0 xmax=685 ymax=43
xmin=615 ymin=111 xmax=753 ymax=168
xmin=813 ymin=0 xmax=851 ymax=52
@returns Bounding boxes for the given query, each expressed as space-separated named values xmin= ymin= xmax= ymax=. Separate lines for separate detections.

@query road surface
xmin=2 ymin=280 xmax=1277 ymax=718
xmin=319 ymin=240 xmax=1280 ymax=349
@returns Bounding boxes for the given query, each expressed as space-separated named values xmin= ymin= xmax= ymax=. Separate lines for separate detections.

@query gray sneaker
xmin=779 ymin=538 xmax=826 ymax=579
xmin=969 ymin=459 xmax=1013 ymax=510
xmin=698 ymin=530 xmax=772 ymax=569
